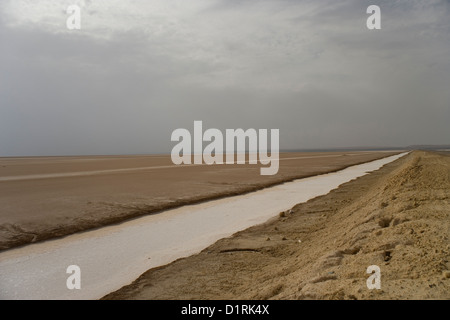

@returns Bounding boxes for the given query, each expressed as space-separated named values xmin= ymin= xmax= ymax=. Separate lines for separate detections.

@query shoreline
xmin=0 ymin=151 xmax=401 ymax=252
xmin=103 ymin=150 xmax=450 ymax=300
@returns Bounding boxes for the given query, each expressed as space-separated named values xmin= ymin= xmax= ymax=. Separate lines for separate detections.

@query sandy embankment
xmin=103 ymin=151 xmax=450 ymax=300
xmin=0 ymin=152 xmax=398 ymax=251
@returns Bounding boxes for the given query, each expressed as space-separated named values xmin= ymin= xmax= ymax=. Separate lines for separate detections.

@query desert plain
xmin=1 ymin=150 xmax=449 ymax=300
xmin=0 ymin=151 xmax=398 ymax=251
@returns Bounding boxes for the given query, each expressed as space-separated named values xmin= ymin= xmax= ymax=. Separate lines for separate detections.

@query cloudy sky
xmin=1 ymin=0 xmax=449 ymax=156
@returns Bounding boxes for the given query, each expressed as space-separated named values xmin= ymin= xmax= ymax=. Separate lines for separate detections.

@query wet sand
xmin=0 ymin=151 xmax=399 ymax=251
xmin=103 ymin=151 xmax=450 ymax=300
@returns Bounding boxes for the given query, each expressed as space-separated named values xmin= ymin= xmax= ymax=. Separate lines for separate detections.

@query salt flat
xmin=0 ymin=151 xmax=398 ymax=250
xmin=0 ymin=153 xmax=406 ymax=299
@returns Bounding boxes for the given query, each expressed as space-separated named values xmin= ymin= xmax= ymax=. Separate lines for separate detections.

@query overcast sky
xmin=1 ymin=0 xmax=449 ymax=156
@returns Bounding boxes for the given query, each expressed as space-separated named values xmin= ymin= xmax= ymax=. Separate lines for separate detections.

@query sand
xmin=103 ymin=151 xmax=450 ymax=300
xmin=0 ymin=153 xmax=406 ymax=299
xmin=0 ymin=151 xmax=398 ymax=251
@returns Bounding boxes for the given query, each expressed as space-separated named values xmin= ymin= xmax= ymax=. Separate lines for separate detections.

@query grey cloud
xmin=1 ymin=0 xmax=449 ymax=156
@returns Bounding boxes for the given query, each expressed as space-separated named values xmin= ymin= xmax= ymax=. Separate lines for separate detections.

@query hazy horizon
xmin=1 ymin=0 xmax=450 ymax=157
xmin=4 ymin=145 xmax=449 ymax=158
